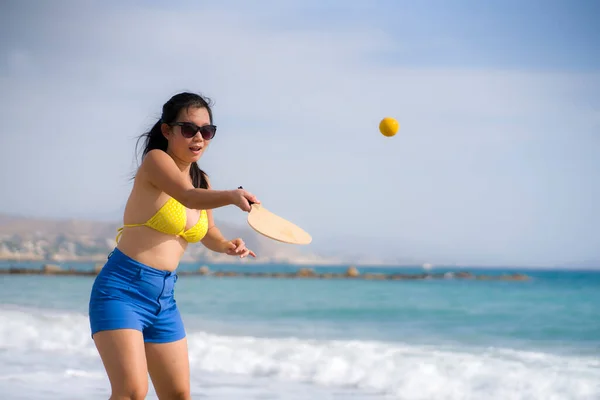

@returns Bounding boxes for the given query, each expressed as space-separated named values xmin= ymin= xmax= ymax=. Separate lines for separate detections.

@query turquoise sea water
xmin=1 ymin=260 xmax=599 ymax=399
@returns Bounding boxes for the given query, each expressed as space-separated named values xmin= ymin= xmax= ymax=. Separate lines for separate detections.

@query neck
xmin=166 ymin=149 xmax=191 ymax=173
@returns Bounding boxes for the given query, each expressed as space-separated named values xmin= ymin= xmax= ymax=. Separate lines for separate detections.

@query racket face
xmin=247 ymin=204 xmax=312 ymax=245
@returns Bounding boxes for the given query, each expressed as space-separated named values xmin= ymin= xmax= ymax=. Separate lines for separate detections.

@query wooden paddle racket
xmin=238 ymin=186 xmax=312 ymax=245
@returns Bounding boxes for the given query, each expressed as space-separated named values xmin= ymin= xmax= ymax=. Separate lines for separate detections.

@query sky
xmin=1 ymin=0 xmax=599 ymax=267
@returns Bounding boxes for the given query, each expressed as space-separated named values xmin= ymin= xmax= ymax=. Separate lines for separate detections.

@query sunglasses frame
xmin=168 ymin=122 xmax=217 ymax=140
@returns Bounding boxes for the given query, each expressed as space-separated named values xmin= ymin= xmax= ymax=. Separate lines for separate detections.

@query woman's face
xmin=163 ymin=106 xmax=214 ymax=165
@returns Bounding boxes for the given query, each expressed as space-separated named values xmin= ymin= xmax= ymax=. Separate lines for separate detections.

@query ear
xmin=160 ymin=122 xmax=171 ymax=140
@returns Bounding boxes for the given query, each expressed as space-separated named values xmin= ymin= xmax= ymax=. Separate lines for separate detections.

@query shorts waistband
xmin=106 ymin=247 xmax=176 ymax=278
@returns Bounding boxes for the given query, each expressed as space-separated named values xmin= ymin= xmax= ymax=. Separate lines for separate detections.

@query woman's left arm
xmin=200 ymin=178 xmax=256 ymax=258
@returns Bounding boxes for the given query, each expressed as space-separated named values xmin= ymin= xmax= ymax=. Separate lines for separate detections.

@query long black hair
xmin=134 ymin=92 xmax=213 ymax=189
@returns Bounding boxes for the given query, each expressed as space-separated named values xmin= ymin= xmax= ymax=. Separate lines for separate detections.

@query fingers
xmin=235 ymin=186 xmax=260 ymax=210
xmin=227 ymin=249 xmax=251 ymax=258
xmin=227 ymin=241 xmax=237 ymax=252
xmin=245 ymin=192 xmax=260 ymax=204
xmin=239 ymin=196 xmax=252 ymax=212
xmin=239 ymin=189 xmax=260 ymax=204
xmin=233 ymin=238 xmax=244 ymax=251
xmin=227 ymin=238 xmax=245 ymax=254
xmin=225 ymin=238 xmax=254 ymax=258
xmin=238 ymin=248 xmax=254 ymax=258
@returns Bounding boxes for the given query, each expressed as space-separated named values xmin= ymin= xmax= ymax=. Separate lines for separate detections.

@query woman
xmin=88 ymin=91 xmax=259 ymax=400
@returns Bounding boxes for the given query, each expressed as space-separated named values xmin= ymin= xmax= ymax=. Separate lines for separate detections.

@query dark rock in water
xmin=346 ymin=266 xmax=359 ymax=277
xmin=501 ymin=273 xmax=530 ymax=281
xmin=42 ymin=264 xmax=62 ymax=274
xmin=455 ymin=271 xmax=473 ymax=279
xmin=8 ymin=267 xmax=35 ymax=274
xmin=363 ymin=273 xmax=386 ymax=280
xmin=296 ymin=268 xmax=316 ymax=278
xmin=198 ymin=266 xmax=210 ymax=275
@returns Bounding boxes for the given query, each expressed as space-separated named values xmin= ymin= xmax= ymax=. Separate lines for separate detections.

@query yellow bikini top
xmin=115 ymin=197 xmax=209 ymax=243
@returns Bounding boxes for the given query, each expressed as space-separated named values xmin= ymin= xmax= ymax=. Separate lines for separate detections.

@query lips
xmin=189 ymin=145 xmax=203 ymax=152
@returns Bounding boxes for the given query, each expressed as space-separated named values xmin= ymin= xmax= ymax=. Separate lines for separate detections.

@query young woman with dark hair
xmin=88 ymin=91 xmax=259 ymax=399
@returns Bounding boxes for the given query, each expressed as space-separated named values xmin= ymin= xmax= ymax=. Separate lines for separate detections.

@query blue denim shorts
xmin=88 ymin=247 xmax=186 ymax=343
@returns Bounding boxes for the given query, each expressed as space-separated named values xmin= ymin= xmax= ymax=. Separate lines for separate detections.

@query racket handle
xmin=237 ymin=186 xmax=255 ymax=205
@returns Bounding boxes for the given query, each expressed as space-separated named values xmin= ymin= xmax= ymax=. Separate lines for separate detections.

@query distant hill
xmin=0 ymin=213 xmax=339 ymax=265
xmin=0 ymin=213 xmax=120 ymax=239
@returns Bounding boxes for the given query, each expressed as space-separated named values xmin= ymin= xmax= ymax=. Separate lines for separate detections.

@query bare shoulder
xmin=140 ymin=149 xmax=174 ymax=170
xmin=136 ymin=149 xmax=195 ymax=201
xmin=136 ymin=149 xmax=171 ymax=185
xmin=138 ymin=149 xmax=182 ymax=182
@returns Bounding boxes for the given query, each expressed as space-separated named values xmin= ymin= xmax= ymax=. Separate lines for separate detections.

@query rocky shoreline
xmin=0 ymin=264 xmax=530 ymax=281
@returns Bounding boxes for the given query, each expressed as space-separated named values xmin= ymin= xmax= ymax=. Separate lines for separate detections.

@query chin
xmin=190 ymin=154 xmax=203 ymax=163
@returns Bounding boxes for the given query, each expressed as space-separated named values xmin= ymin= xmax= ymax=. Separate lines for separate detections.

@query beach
xmin=1 ymin=261 xmax=599 ymax=399
xmin=2 ymin=0 xmax=598 ymax=398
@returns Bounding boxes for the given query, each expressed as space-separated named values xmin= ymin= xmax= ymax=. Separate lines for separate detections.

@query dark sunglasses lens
xmin=200 ymin=125 xmax=216 ymax=140
xmin=180 ymin=124 xmax=197 ymax=138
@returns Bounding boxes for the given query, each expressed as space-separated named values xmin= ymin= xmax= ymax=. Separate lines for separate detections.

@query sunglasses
xmin=169 ymin=122 xmax=217 ymax=140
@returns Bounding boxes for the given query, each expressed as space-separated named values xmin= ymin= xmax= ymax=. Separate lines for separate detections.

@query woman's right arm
xmin=140 ymin=149 xmax=256 ymax=211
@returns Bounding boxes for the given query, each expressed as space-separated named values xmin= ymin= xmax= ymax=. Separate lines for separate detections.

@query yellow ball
xmin=379 ymin=117 xmax=399 ymax=137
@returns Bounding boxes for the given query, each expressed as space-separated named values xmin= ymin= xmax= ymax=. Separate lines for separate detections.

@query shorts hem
xmin=143 ymin=332 xmax=187 ymax=344
xmin=90 ymin=323 xmax=143 ymax=339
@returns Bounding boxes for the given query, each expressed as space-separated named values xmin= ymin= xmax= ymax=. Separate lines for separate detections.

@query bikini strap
xmin=115 ymin=223 xmax=145 ymax=243
xmin=115 ymin=227 xmax=124 ymax=243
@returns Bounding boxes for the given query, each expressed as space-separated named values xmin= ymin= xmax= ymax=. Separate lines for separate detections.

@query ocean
xmin=1 ymin=260 xmax=599 ymax=399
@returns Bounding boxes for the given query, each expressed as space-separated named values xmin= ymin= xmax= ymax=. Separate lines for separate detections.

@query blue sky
xmin=1 ymin=0 xmax=599 ymax=267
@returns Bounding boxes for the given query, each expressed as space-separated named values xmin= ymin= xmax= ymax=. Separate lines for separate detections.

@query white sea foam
xmin=1 ymin=305 xmax=599 ymax=400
